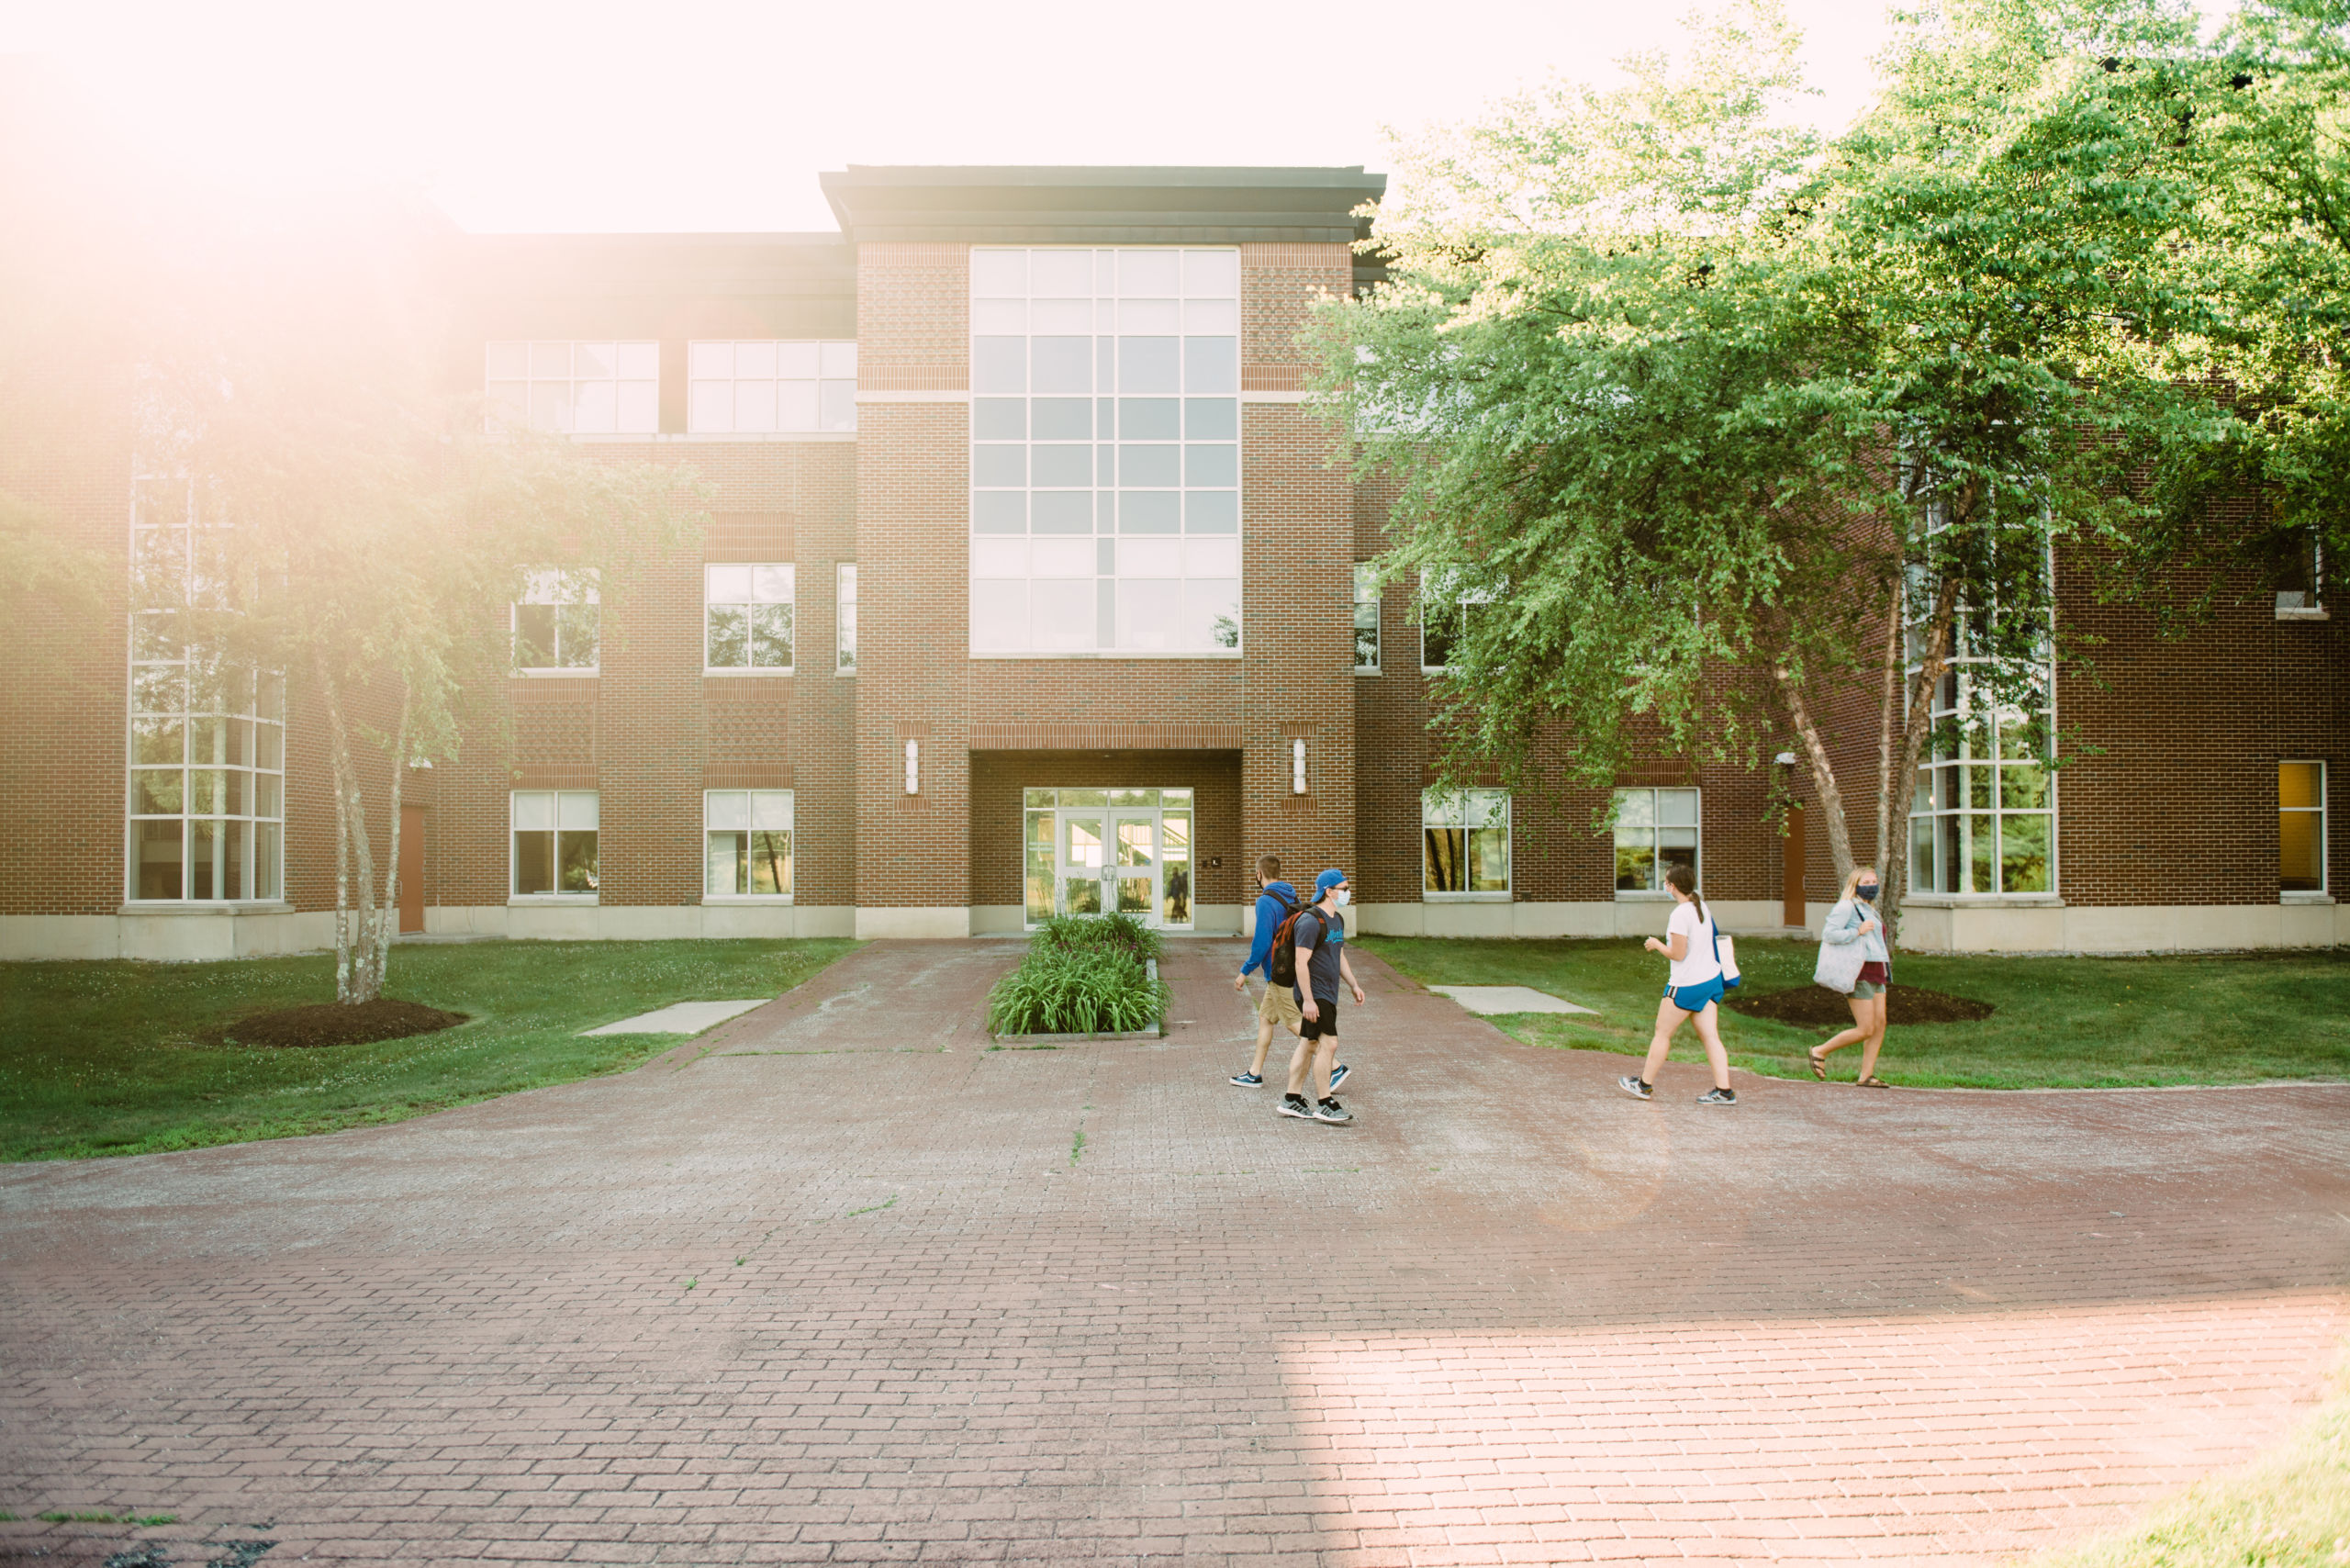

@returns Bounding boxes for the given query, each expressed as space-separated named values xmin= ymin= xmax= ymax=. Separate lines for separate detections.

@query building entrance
xmin=1024 ymin=788 xmax=1192 ymax=928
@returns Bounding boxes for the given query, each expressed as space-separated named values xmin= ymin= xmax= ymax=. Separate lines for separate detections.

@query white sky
xmin=5 ymin=0 xmax=2234 ymax=235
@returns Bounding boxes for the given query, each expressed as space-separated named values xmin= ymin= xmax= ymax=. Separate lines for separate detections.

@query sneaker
xmin=1696 ymin=1087 xmax=1739 ymax=1106
xmin=1617 ymin=1075 xmax=1654 ymax=1102
xmin=1312 ymin=1097 xmax=1354 ymax=1125
xmin=1228 ymin=1070 xmax=1264 ymax=1087
xmin=1279 ymin=1093 xmax=1314 ymax=1120
xmin=1327 ymin=1062 xmax=1351 ymax=1092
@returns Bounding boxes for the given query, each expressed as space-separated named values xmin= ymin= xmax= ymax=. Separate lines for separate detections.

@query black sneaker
xmin=1326 ymin=1062 xmax=1350 ymax=1092
xmin=1279 ymin=1093 xmax=1313 ymax=1120
xmin=1696 ymin=1087 xmax=1739 ymax=1106
xmin=1312 ymin=1097 xmax=1353 ymax=1125
xmin=1228 ymin=1070 xmax=1264 ymax=1087
xmin=1617 ymin=1075 xmax=1653 ymax=1102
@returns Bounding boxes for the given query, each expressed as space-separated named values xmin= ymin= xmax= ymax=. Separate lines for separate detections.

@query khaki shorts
xmin=1257 ymin=982 xmax=1302 ymax=1030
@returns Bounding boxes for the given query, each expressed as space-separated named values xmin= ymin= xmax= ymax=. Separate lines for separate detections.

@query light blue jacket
xmin=1821 ymin=897 xmax=1890 ymax=964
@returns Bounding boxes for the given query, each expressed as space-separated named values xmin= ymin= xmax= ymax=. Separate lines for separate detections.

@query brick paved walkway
xmin=3 ymin=938 xmax=2345 ymax=1567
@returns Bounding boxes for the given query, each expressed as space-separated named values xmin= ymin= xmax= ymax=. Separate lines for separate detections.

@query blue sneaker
xmin=1228 ymin=1070 xmax=1264 ymax=1087
xmin=1326 ymin=1062 xmax=1350 ymax=1092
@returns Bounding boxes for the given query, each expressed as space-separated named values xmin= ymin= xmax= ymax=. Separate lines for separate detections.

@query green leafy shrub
xmin=1034 ymin=911 xmax=1161 ymax=965
xmin=988 ymin=942 xmax=1168 ymax=1036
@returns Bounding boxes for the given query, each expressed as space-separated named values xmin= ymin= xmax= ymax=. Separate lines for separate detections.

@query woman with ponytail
xmin=1618 ymin=862 xmax=1737 ymax=1105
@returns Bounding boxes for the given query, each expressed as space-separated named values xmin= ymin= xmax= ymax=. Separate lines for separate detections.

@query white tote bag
xmin=1812 ymin=908 xmax=1867 ymax=994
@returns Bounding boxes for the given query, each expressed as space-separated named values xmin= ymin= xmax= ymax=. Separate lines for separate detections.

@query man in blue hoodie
xmin=1227 ymin=856 xmax=1346 ymax=1091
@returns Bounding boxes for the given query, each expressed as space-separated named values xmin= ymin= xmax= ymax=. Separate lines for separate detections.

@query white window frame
xmin=1422 ymin=788 xmax=1511 ymax=900
xmin=2280 ymin=759 xmax=2329 ymax=900
xmin=1611 ymin=787 xmax=1702 ymax=900
xmin=1354 ymin=564 xmax=1381 ymax=674
xmin=703 ymin=563 xmax=794 ymax=675
xmin=509 ymin=790 xmax=599 ymax=902
xmin=703 ymin=790 xmax=796 ymax=902
xmin=486 ymin=342 xmax=657 ymax=435
xmin=836 ymin=562 xmax=857 ymax=675
xmin=124 ymin=474 xmax=287 ymax=906
xmin=513 ymin=569 xmax=600 ymax=676
xmin=968 ymin=246 xmax=1243 ymax=660
xmin=687 ymin=341 xmax=857 ymax=436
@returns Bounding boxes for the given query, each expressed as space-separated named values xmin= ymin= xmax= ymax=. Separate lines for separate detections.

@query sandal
xmin=1855 ymin=1075 xmax=1891 ymax=1089
xmin=1807 ymin=1047 xmax=1828 ymax=1081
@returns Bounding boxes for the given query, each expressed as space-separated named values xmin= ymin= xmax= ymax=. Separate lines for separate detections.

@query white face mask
xmin=1334 ymin=889 xmax=1352 ymax=907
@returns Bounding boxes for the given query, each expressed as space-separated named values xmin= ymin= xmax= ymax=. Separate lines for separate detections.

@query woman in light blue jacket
xmin=1810 ymin=865 xmax=1893 ymax=1086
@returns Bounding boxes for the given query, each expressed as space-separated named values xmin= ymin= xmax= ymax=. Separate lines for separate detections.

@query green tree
xmin=1317 ymin=0 xmax=2212 ymax=920
xmin=141 ymin=203 xmax=706 ymax=1005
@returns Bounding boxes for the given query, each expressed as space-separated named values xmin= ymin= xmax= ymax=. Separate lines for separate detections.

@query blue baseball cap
xmin=1315 ymin=868 xmax=1348 ymax=898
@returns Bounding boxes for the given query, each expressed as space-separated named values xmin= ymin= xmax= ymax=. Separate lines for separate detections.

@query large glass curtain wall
xmin=970 ymin=249 xmax=1241 ymax=655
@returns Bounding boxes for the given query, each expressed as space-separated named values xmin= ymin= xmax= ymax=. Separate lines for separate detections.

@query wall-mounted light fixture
xmin=904 ymin=738 xmax=921 ymax=794
xmin=1292 ymin=738 xmax=1307 ymax=795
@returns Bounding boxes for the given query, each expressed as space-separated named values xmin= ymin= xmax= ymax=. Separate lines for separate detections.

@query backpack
xmin=1268 ymin=900 xmax=1315 ymax=988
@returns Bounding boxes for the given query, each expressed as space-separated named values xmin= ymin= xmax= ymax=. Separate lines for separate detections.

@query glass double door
xmin=1024 ymin=787 xmax=1192 ymax=927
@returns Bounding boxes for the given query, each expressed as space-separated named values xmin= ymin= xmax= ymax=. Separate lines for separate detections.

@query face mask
xmin=1857 ymin=883 xmax=1879 ymax=902
xmin=1334 ymin=889 xmax=1352 ymax=907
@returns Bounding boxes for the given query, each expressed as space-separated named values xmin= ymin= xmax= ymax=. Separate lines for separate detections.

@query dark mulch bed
xmin=1727 ymin=985 xmax=1997 ymax=1026
xmin=207 ymin=999 xmax=469 ymax=1048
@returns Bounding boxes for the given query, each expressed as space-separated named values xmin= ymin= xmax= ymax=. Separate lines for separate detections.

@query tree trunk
xmin=1774 ymin=663 xmax=1855 ymax=891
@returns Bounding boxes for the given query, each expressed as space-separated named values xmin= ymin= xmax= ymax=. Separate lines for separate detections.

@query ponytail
xmin=1665 ymin=862 xmax=1705 ymax=925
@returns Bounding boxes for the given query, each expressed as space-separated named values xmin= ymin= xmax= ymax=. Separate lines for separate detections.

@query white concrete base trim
xmin=1428 ymin=984 xmax=1597 ymax=1016
xmin=856 ymin=906 xmax=972 ymax=939
xmin=1897 ymin=900 xmax=2350 ymax=954
xmin=583 ymin=998 xmax=771 ymax=1036
xmin=973 ymin=903 xmax=1243 ymax=935
xmin=0 ymin=909 xmax=338 ymax=960
xmin=1351 ymin=899 xmax=1808 ymax=940
xmin=424 ymin=904 xmax=856 ymax=941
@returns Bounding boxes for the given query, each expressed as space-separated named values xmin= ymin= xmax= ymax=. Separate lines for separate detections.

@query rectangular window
xmin=705 ymin=790 xmax=794 ymax=899
xmin=127 ymin=476 xmax=285 ymax=902
xmin=687 ymin=341 xmax=857 ymax=434
xmin=486 ymin=342 xmax=657 ymax=435
xmin=2281 ymin=761 xmax=2327 ymax=893
xmin=836 ymin=563 xmax=857 ymax=674
xmin=704 ymin=564 xmax=792 ymax=672
xmin=1354 ymin=564 xmax=1381 ymax=672
xmin=1423 ymin=789 xmax=1510 ymax=896
xmin=511 ymin=790 xmax=599 ymax=897
xmin=1613 ymin=787 xmax=1701 ymax=893
xmin=968 ymin=247 xmax=1241 ymax=655
xmin=514 ymin=570 xmax=599 ymax=673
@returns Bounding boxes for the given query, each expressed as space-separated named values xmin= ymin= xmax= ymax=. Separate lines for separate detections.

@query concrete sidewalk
xmin=3 ymin=936 xmax=2345 ymax=1566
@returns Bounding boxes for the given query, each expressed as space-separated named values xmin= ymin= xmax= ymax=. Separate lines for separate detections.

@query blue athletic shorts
xmin=1663 ymin=975 xmax=1727 ymax=1014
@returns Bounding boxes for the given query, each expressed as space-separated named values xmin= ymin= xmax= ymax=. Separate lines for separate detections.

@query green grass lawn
xmin=2027 ymin=1353 xmax=2348 ymax=1567
xmin=1357 ymin=935 xmax=2350 ymax=1090
xmin=0 ymin=938 xmax=859 ymax=1161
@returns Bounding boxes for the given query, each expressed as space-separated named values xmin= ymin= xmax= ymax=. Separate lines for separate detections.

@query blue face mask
xmin=1856 ymin=883 xmax=1879 ymax=902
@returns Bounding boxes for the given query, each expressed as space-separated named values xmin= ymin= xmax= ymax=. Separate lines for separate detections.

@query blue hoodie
xmin=1239 ymin=879 xmax=1298 ymax=980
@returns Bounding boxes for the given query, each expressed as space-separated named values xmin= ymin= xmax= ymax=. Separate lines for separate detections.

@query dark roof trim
xmin=821 ymin=165 xmax=1384 ymax=246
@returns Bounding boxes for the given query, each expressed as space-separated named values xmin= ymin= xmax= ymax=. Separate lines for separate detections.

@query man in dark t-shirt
xmin=1281 ymin=868 xmax=1366 ymax=1125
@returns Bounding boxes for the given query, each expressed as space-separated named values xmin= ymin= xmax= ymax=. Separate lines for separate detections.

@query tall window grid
xmin=1354 ymin=565 xmax=1381 ymax=672
xmin=1423 ymin=789 xmax=1510 ymax=895
xmin=704 ymin=565 xmax=793 ymax=672
xmin=128 ymin=476 xmax=285 ymax=902
xmin=688 ymin=342 xmax=857 ymax=434
xmin=2280 ymin=761 xmax=2327 ymax=893
xmin=487 ymin=342 xmax=657 ymax=434
xmin=1613 ymin=788 xmax=1700 ymax=893
xmin=514 ymin=571 xmax=599 ymax=672
xmin=511 ymin=790 xmax=598 ymax=897
xmin=706 ymin=790 xmax=793 ymax=899
xmin=969 ymin=247 xmax=1241 ymax=655
xmin=835 ymin=564 xmax=857 ymax=674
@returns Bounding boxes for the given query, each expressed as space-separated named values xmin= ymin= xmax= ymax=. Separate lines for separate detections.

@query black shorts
xmin=1298 ymin=995 xmax=1338 ymax=1041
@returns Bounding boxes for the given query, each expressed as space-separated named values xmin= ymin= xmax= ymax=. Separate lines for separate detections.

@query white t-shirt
xmin=1666 ymin=900 xmax=1723 ymax=987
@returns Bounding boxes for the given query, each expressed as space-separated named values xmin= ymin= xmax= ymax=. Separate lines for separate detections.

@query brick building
xmin=2 ymin=165 xmax=2341 ymax=959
